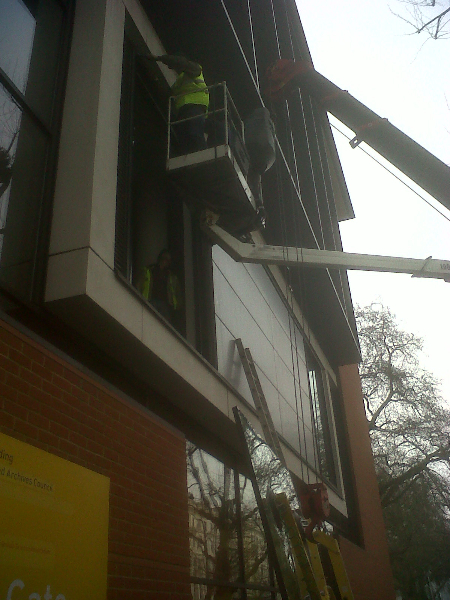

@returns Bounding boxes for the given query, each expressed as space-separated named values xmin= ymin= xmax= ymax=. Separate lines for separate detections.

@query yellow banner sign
xmin=0 ymin=432 xmax=109 ymax=599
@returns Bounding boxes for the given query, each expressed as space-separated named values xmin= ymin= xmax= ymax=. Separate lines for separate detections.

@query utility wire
xmin=330 ymin=122 xmax=450 ymax=224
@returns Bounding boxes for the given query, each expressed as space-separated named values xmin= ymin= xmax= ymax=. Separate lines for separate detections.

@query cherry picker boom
xmin=166 ymin=76 xmax=450 ymax=283
xmin=202 ymin=212 xmax=450 ymax=283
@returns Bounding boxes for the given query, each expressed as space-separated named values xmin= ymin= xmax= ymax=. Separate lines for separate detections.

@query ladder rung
xmin=235 ymin=338 xmax=285 ymax=464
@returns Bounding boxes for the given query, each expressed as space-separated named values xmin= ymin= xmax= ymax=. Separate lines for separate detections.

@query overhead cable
xmin=331 ymin=122 xmax=450 ymax=224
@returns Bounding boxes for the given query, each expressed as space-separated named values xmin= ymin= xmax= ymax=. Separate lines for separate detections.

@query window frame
xmin=114 ymin=22 xmax=218 ymax=363
xmin=304 ymin=344 xmax=340 ymax=488
xmin=0 ymin=0 xmax=75 ymax=304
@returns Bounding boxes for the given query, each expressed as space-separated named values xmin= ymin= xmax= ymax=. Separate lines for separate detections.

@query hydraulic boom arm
xmin=203 ymin=215 xmax=450 ymax=283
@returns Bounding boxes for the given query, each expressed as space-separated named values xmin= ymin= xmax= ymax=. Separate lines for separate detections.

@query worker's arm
xmin=149 ymin=54 xmax=202 ymax=77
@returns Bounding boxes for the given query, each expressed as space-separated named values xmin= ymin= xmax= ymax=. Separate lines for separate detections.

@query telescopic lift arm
xmin=199 ymin=61 xmax=450 ymax=283
xmin=203 ymin=213 xmax=450 ymax=283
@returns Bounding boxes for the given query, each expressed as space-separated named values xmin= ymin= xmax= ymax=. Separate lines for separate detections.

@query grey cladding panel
xmin=213 ymin=246 xmax=315 ymax=443
xmin=215 ymin=316 xmax=254 ymax=407
xmin=278 ymin=398 xmax=301 ymax=454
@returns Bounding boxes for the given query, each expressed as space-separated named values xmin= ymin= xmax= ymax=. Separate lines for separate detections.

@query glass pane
xmin=191 ymin=584 xmax=277 ymax=600
xmin=0 ymin=83 xmax=48 ymax=299
xmin=0 ymin=0 xmax=36 ymax=93
xmin=234 ymin=409 xmax=302 ymax=600
xmin=0 ymin=0 xmax=64 ymax=126
xmin=307 ymin=353 xmax=337 ymax=485
xmin=24 ymin=0 xmax=64 ymax=125
xmin=247 ymin=592 xmax=280 ymax=600
xmin=187 ymin=443 xmax=240 ymax=584
xmin=116 ymin=43 xmax=186 ymax=334
xmin=239 ymin=475 xmax=271 ymax=588
xmin=0 ymin=85 xmax=20 ymax=239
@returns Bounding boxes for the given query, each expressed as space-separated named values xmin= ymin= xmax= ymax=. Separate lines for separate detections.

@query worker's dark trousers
xmin=174 ymin=104 xmax=207 ymax=154
xmin=150 ymin=298 xmax=171 ymax=322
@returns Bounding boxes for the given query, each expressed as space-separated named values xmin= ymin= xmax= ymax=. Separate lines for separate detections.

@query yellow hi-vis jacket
xmin=171 ymin=70 xmax=209 ymax=113
xmin=141 ymin=266 xmax=182 ymax=310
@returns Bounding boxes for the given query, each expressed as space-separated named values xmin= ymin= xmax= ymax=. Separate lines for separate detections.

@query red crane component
xmin=265 ymin=58 xmax=313 ymax=101
xmin=300 ymin=483 xmax=331 ymax=541
xmin=263 ymin=57 xmax=450 ymax=212
xmin=319 ymin=89 xmax=349 ymax=106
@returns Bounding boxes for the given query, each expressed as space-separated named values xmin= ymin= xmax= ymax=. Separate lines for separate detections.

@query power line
xmin=330 ymin=122 xmax=450 ymax=224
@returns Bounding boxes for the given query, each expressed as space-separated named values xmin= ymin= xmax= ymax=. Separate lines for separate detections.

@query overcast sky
xmin=296 ymin=0 xmax=450 ymax=400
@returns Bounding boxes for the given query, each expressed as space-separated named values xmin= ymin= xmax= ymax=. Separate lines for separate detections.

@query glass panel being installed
xmin=187 ymin=443 xmax=240 ymax=584
xmin=233 ymin=408 xmax=302 ymax=600
xmin=239 ymin=474 xmax=271 ymax=588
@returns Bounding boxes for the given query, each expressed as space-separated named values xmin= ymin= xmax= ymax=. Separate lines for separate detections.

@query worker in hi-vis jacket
xmin=139 ymin=249 xmax=182 ymax=323
xmin=149 ymin=53 xmax=209 ymax=154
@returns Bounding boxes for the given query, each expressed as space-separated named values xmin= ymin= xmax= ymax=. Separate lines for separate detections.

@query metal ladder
xmin=235 ymin=338 xmax=285 ymax=465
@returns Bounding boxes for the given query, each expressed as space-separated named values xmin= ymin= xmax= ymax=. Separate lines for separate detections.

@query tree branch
xmin=416 ymin=6 xmax=450 ymax=33
xmin=380 ymin=445 xmax=450 ymax=506
xmin=367 ymin=389 xmax=395 ymax=431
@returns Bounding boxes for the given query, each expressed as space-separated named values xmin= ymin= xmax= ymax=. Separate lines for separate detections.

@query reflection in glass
xmin=187 ymin=442 xmax=280 ymax=599
xmin=0 ymin=83 xmax=48 ymax=298
xmin=191 ymin=584 xmax=281 ymax=600
xmin=0 ymin=0 xmax=36 ymax=93
xmin=187 ymin=443 xmax=240 ymax=586
xmin=233 ymin=408 xmax=302 ymax=600
xmin=239 ymin=474 xmax=270 ymax=588
xmin=235 ymin=410 xmax=299 ymax=510
xmin=0 ymin=0 xmax=63 ymax=126
xmin=0 ymin=84 xmax=22 ymax=249
xmin=0 ymin=0 xmax=65 ymax=300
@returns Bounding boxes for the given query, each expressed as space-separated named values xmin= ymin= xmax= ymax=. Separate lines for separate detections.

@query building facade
xmin=0 ymin=0 xmax=395 ymax=598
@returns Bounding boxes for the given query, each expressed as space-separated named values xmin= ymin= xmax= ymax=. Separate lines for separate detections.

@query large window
xmin=187 ymin=442 xmax=280 ymax=599
xmin=306 ymin=349 xmax=337 ymax=486
xmin=115 ymin=27 xmax=217 ymax=361
xmin=115 ymin=34 xmax=188 ymax=334
xmin=0 ymin=0 xmax=69 ymax=301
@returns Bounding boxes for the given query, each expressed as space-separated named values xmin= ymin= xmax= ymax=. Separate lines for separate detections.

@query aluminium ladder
xmin=235 ymin=338 xmax=286 ymax=465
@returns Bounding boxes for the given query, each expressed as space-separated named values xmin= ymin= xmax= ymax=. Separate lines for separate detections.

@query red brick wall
xmin=0 ymin=319 xmax=191 ymax=600
xmin=338 ymin=364 xmax=396 ymax=600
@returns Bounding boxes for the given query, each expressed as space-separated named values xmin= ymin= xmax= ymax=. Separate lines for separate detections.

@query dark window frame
xmin=0 ymin=0 xmax=75 ymax=304
xmin=305 ymin=345 xmax=338 ymax=487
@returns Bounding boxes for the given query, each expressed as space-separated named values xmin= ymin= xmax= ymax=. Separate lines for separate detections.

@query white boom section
xmin=204 ymin=220 xmax=450 ymax=282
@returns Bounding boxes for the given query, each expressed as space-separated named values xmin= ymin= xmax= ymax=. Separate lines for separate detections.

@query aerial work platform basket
xmin=166 ymin=82 xmax=261 ymax=235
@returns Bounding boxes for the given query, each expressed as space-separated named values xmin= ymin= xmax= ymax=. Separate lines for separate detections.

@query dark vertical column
xmin=114 ymin=36 xmax=134 ymax=280
xmin=193 ymin=222 xmax=218 ymax=368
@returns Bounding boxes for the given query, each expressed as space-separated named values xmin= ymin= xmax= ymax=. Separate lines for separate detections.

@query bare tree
xmin=392 ymin=0 xmax=450 ymax=39
xmin=356 ymin=303 xmax=450 ymax=598
xmin=356 ymin=303 xmax=450 ymax=507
